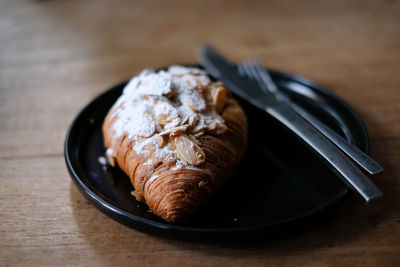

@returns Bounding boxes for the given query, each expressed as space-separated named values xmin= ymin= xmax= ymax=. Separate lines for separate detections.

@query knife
xmin=200 ymin=44 xmax=382 ymax=202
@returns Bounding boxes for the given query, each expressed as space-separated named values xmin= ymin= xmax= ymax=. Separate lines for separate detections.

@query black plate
xmin=65 ymin=68 xmax=370 ymax=240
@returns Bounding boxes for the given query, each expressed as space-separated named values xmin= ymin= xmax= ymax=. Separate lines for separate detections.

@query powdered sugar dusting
xmin=107 ymin=66 xmax=227 ymax=168
xmin=171 ymin=160 xmax=188 ymax=171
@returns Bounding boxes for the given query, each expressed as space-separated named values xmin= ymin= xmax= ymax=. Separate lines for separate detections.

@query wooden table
xmin=1 ymin=0 xmax=399 ymax=266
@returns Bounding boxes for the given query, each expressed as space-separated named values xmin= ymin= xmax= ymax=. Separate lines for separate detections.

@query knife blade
xmin=200 ymin=44 xmax=382 ymax=202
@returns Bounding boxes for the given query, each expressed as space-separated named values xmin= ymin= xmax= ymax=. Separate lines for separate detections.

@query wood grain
xmin=1 ymin=0 xmax=399 ymax=266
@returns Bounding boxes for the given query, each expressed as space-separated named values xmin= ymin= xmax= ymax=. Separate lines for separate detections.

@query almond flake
xmin=213 ymin=85 xmax=228 ymax=113
xmin=172 ymin=134 xmax=205 ymax=165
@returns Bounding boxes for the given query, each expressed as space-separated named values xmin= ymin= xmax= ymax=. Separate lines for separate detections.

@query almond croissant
xmin=102 ymin=66 xmax=247 ymax=223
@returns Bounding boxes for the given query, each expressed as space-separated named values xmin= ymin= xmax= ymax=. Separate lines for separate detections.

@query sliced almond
xmin=159 ymin=125 xmax=188 ymax=136
xmin=188 ymin=115 xmax=198 ymax=128
xmin=167 ymin=142 xmax=175 ymax=150
xmin=157 ymin=113 xmax=170 ymax=125
xmin=163 ymin=117 xmax=182 ymax=130
xmin=207 ymin=122 xmax=217 ymax=132
xmin=192 ymin=118 xmax=205 ymax=133
xmin=181 ymin=116 xmax=189 ymax=125
xmin=212 ymin=85 xmax=228 ymax=113
xmin=169 ymin=126 xmax=187 ymax=138
xmin=187 ymin=134 xmax=199 ymax=145
xmin=172 ymin=134 xmax=205 ymax=166
xmin=214 ymin=122 xmax=228 ymax=134
xmin=157 ymin=113 xmax=180 ymax=126
xmin=156 ymin=135 xmax=167 ymax=148
xmin=192 ymin=132 xmax=203 ymax=138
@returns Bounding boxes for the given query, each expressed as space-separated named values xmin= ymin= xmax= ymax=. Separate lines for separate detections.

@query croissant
xmin=102 ymin=66 xmax=247 ymax=223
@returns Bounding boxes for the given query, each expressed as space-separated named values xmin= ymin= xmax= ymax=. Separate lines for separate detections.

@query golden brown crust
xmin=102 ymin=83 xmax=247 ymax=223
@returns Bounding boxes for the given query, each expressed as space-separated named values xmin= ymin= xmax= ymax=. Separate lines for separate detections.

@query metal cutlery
xmin=238 ymin=59 xmax=383 ymax=175
xmin=200 ymin=44 xmax=383 ymax=202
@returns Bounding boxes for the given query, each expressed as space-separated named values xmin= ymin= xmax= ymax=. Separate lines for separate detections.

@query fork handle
xmin=266 ymin=104 xmax=383 ymax=202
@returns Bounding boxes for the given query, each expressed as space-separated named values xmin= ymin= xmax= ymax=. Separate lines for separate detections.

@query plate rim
xmin=65 ymin=67 xmax=370 ymax=237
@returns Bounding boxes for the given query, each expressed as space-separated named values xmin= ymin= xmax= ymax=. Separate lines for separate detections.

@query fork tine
xmin=252 ymin=59 xmax=279 ymax=93
xmin=237 ymin=60 xmax=269 ymax=98
xmin=253 ymin=58 xmax=264 ymax=71
xmin=245 ymin=59 xmax=259 ymax=80
xmin=250 ymin=58 xmax=263 ymax=81
xmin=239 ymin=61 xmax=253 ymax=78
xmin=247 ymin=59 xmax=268 ymax=89
xmin=239 ymin=60 xmax=250 ymax=78
xmin=238 ymin=59 xmax=273 ymax=95
xmin=237 ymin=62 xmax=246 ymax=76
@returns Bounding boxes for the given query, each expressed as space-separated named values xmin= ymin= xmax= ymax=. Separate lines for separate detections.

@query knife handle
xmin=266 ymin=104 xmax=382 ymax=202
xmin=288 ymin=102 xmax=383 ymax=175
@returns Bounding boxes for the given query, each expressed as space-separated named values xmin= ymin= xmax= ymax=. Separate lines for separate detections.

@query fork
xmin=238 ymin=59 xmax=383 ymax=175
